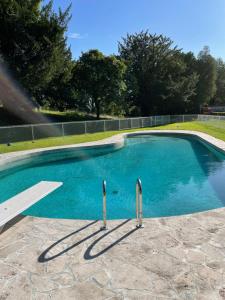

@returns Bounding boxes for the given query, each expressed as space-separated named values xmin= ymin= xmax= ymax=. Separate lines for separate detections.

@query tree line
xmin=0 ymin=0 xmax=224 ymax=119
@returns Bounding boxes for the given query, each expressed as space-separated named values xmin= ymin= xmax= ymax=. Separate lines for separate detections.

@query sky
xmin=44 ymin=0 xmax=225 ymax=60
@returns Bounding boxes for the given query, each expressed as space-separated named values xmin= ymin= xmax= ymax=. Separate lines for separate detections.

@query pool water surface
xmin=1 ymin=134 xmax=225 ymax=219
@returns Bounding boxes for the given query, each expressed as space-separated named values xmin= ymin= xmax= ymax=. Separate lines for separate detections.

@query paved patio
xmin=1 ymin=209 xmax=225 ymax=300
xmin=1 ymin=130 xmax=225 ymax=299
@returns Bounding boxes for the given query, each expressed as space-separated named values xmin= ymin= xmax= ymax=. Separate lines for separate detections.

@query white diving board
xmin=0 ymin=181 xmax=63 ymax=228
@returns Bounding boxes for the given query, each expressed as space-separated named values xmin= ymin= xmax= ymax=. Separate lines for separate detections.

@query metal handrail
xmin=99 ymin=178 xmax=143 ymax=230
xmin=100 ymin=180 xmax=107 ymax=230
xmin=136 ymin=178 xmax=144 ymax=228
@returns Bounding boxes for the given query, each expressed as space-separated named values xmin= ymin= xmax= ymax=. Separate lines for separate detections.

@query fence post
xmin=31 ymin=125 xmax=35 ymax=142
xmin=119 ymin=119 xmax=121 ymax=130
xmin=84 ymin=122 xmax=87 ymax=134
xmin=103 ymin=120 xmax=106 ymax=131
xmin=61 ymin=123 xmax=64 ymax=137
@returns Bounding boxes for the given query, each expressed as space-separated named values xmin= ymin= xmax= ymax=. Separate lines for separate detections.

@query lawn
xmin=39 ymin=109 xmax=110 ymax=122
xmin=0 ymin=108 xmax=109 ymax=126
xmin=1 ymin=120 xmax=225 ymax=154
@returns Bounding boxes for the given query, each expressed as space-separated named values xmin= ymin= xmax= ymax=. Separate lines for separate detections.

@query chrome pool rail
xmin=136 ymin=178 xmax=144 ymax=228
xmin=100 ymin=180 xmax=107 ymax=230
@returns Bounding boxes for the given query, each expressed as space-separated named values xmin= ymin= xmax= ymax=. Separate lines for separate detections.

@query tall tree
xmin=73 ymin=50 xmax=126 ymax=119
xmin=212 ymin=58 xmax=225 ymax=105
xmin=173 ymin=51 xmax=199 ymax=113
xmin=119 ymin=31 xmax=198 ymax=115
xmin=0 ymin=0 xmax=73 ymax=107
xmin=195 ymin=46 xmax=217 ymax=110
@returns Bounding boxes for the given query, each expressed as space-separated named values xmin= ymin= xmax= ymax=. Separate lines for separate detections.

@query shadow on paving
xmin=84 ymin=220 xmax=138 ymax=260
xmin=0 ymin=214 xmax=26 ymax=234
xmin=38 ymin=219 xmax=138 ymax=262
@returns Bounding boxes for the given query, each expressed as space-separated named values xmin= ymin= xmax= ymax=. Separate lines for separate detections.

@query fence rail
xmin=197 ymin=114 xmax=225 ymax=121
xmin=0 ymin=114 xmax=199 ymax=144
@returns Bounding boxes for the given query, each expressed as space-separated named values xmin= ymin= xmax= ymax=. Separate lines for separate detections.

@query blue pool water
xmin=1 ymin=134 xmax=225 ymax=219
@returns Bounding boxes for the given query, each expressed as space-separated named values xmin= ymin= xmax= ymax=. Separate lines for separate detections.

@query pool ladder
xmin=136 ymin=178 xmax=144 ymax=228
xmin=100 ymin=180 xmax=107 ymax=230
xmin=100 ymin=178 xmax=144 ymax=230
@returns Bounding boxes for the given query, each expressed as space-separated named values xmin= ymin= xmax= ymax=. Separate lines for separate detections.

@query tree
xmin=212 ymin=58 xmax=225 ymax=105
xmin=0 ymin=0 xmax=73 ymax=108
xmin=195 ymin=46 xmax=217 ymax=110
xmin=41 ymin=49 xmax=75 ymax=111
xmin=73 ymin=50 xmax=127 ymax=119
xmin=167 ymin=51 xmax=199 ymax=113
xmin=118 ymin=31 xmax=198 ymax=115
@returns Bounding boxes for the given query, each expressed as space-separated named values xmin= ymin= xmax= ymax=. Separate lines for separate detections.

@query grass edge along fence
xmin=0 ymin=115 xmax=200 ymax=144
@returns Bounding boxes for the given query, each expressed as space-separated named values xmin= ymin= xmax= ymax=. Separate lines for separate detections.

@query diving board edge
xmin=0 ymin=181 xmax=63 ymax=228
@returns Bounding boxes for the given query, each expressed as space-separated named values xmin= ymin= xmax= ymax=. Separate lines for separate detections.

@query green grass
xmin=0 ymin=108 xmax=109 ymax=126
xmin=1 ymin=120 xmax=225 ymax=154
xmin=39 ymin=109 xmax=106 ymax=122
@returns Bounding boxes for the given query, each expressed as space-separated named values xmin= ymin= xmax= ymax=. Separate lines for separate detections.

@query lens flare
xmin=0 ymin=61 xmax=60 ymax=136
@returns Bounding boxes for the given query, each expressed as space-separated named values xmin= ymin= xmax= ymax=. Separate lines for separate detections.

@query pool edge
xmin=1 ymin=129 xmax=225 ymax=167
xmin=2 ymin=129 xmax=225 ymax=221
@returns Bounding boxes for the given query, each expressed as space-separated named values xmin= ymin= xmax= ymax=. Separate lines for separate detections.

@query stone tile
xmin=30 ymin=273 xmax=58 ymax=292
xmin=71 ymin=262 xmax=102 ymax=281
xmin=0 ymin=262 xmax=18 ymax=280
xmin=51 ymin=271 xmax=75 ymax=288
xmin=32 ymin=292 xmax=51 ymax=300
xmin=186 ymin=249 xmax=206 ymax=265
xmin=0 ymin=240 xmax=27 ymax=259
xmin=1 ymin=272 xmax=32 ymax=300
xmin=91 ymin=269 xmax=110 ymax=287
xmin=141 ymin=253 xmax=186 ymax=279
xmin=50 ymin=282 xmax=115 ymax=300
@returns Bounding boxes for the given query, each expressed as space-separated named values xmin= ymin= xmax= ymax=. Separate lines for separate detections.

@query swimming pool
xmin=1 ymin=133 xmax=225 ymax=219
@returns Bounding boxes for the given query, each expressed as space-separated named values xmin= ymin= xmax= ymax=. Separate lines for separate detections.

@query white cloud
xmin=68 ymin=33 xmax=87 ymax=39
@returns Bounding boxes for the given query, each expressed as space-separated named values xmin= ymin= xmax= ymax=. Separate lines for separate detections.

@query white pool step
xmin=0 ymin=181 xmax=63 ymax=228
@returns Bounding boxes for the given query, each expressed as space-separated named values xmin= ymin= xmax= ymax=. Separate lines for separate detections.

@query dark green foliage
xmin=211 ymin=58 xmax=225 ymax=105
xmin=195 ymin=46 xmax=217 ymax=109
xmin=119 ymin=31 xmax=199 ymax=115
xmin=0 ymin=0 xmax=74 ymax=108
xmin=73 ymin=50 xmax=127 ymax=118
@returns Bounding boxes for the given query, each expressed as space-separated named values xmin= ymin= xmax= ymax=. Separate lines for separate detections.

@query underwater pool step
xmin=0 ymin=181 xmax=63 ymax=230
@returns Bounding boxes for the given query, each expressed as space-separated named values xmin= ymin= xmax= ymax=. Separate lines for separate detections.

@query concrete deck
xmin=1 ymin=209 xmax=225 ymax=299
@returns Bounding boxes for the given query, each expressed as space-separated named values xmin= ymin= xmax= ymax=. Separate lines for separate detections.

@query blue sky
xmin=45 ymin=0 xmax=225 ymax=60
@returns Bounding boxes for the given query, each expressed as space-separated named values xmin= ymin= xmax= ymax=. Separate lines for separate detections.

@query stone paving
xmin=1 ymin=209 xmax=225 ymax=299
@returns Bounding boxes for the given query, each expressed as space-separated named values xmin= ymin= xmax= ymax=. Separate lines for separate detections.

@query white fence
xmin=197 ymin=114 xmax=225 ymax=121
xmin=0 ymin=114 xmax=198 ymax=144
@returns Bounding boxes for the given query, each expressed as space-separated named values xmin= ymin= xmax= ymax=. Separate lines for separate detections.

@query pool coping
xmin=1 ymin=129 xmax=225 ymax=167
